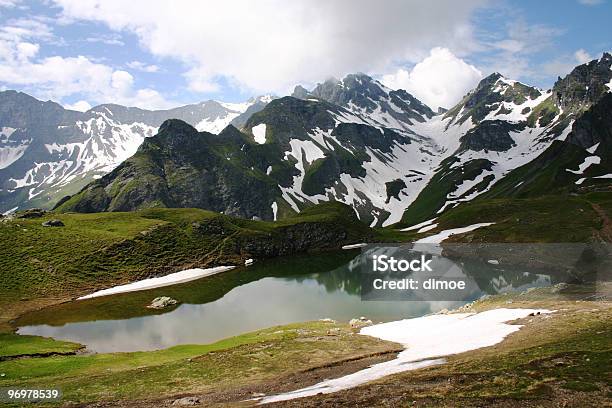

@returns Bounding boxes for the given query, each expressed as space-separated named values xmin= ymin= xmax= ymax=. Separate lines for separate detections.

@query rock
xmin=251 ymin=216 xmax=262 ymax=221
xmin=319 ymin=318 xmax=336 ymax=323
xmin=147 ymin=296 xmax=178 ymax=309
xmin=17 ymin=208 xmax=47 ymax=218
xmin=327 ymin=328 xmax=341 ymax=336
xmin=172 ymin=396 xmax=200 ymax=406
xmin=459 ymin=120 xmax=519 ymax=153
xmin=551 ymin=282 xmax=569 ymax=293
xmin=244 ymin=258 xmax=254 ymax=266
xmin=350 ymin=317 xmax=373 ymax=329
xmin=42 ymin=219 xmax=64 ymax=227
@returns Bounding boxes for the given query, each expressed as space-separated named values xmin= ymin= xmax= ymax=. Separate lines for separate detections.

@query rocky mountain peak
xmin=291 ymin=85 xmax=312 ymax=99
xmin=445 ymin=72 xmax=542 ymax=125
xmin=308 ymin=73 xmax=387 ymax=109
xmin=552 ymin=51 xmax=612 ymax=112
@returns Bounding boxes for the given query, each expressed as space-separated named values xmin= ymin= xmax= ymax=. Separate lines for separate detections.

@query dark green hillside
xmin=398 ymin=157 xmax=493 ymax=227
xmin=55 ymin=120 xmax=295 ymax=219
xmin=415 ymin=192 xmax=612 ymax=244
xmin=0 ymin=202 xmax=376 ymax=327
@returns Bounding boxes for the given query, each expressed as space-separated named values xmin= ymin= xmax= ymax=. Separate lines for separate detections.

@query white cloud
xmin=578 ymin=0 xmax=604 ymax=5
xmin=574 ymin=49 xmax=592 ymax=64
xmin=85 ymin=33 xmax=124 ymax=46
xmin=64 ymin=99 xmax=92 ymax=111
xmin=127 ymin=60 xmax=159 ymax=73
xmin=382 ymin=48 xmax=482 ymax=110
xmin=541 ymin=49 xmax=596 ymax=79
xmin=0 ymin=18 xmax=173 ymax=109
xmin=0 ymin=0 xmax=19 ymax=8
xmin=51 ymin=0 xmax=488 ymax=94
xmin=479 ymin=21 xmax=563 ymax=81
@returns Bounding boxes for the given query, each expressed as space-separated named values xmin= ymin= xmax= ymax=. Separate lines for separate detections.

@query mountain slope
xmin=397 ymin=53 xmax=612 ymax=227
xmin=7 ymin=54 xmax=612 ymax=228
xmin=56 ymin=120 xmax=287 ymax=219
xmin=61 ymin=75 xmax=443 ymax=226
xmin=0 ymin=93 xmax=271 ymax=212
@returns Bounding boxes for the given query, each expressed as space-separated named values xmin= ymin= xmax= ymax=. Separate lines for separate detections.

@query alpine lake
xmin=15 ymin=249 xmax=565 ymax=353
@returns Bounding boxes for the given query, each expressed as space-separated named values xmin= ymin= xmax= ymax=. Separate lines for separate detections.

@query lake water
xmin=17 ymin=250 xmax=562 ymax=353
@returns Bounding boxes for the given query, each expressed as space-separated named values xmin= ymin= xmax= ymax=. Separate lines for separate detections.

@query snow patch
xmin=400 ymin=218 xmax=437 ymax=232
xmin=258 ymin=308 xmax=551 ymax=404
xmin=271 ymin=201 xmax=278 ymax=221
xmin=566 ymin=155 xmax=601 ymax=175
xmin=195 ymin=112 xmax=239 ymax=134
xmin=586 ymin=143 xmax=600 ymax=154
xmin=2 ymin=206 xmax=18 ymax=216
xmin=416 ymin=223 xmax=495 ymax=243
xmin=78 ymin=266 xmax=236 ymax=299
xmin=417 ymin=223 xmax=438 ymax=233
xmin=342 ymin=243 xmax=367 ymax=250
xmin=0 ymin=142 xmax=29 ymax=169
xmin=252 ymin=123 xmax=267 ymax=144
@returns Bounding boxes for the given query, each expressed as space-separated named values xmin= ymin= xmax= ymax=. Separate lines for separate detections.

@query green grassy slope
xmin=0 ymin=202 xmax=377 ymax=326
xmin=398 ymin=157 xmax=493 ymax=227
xmin=414 ymin=192 xmax=612 ymax=243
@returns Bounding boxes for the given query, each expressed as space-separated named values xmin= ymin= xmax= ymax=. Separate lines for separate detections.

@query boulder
xmin=147 ymin=296 xmax=178 ymax=309
xmin=42 ymin=219 xmax=64 ymax=227
xmin=172 ymin=396 xmax=200 ymax=406
xmin=17 ymin=208 xmax=47 ymax=218
xmin=350 ymin=317 xmax=373 ymax=329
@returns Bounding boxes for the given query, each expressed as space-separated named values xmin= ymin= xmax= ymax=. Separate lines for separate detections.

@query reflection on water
xmin=18 ymin=250 xmax=562 ymax=353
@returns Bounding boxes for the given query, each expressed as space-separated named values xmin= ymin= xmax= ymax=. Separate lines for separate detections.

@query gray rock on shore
xmin=350 ymin=316 xmax=373 ymax=328
xmin=147 ymin=296 xmax=178 ymax=309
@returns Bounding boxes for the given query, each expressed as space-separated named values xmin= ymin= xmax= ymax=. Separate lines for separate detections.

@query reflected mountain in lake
xmin=17 ymin=249 xmax=565 ymax=353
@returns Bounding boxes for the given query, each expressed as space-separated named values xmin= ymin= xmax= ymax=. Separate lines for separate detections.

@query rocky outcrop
xmin=552 ymin=52 xmax=612 ymax=112
xmin=16 ymin=208 xmax=46 ymax=218
xmin=147 ymin=296 xmax=178 ymax=309
xmin=459 ymin=120 xmax=521 ymax=152
xmin=350 ymin=317 xmax=373 ymax=329
xmin=42 ymin=219 xmax=64 ymax=227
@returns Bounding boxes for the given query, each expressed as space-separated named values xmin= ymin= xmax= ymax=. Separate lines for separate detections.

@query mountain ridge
xmin=4 ymin=53 xmax=612 ymax=229
xmin=0 ymin=93 xmax=273 ymax=212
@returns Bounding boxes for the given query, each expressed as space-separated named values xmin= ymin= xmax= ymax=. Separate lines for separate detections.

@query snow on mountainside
xmin=5 ymin=54 xmax=612 ymax=225
xmin=260 ymin=74 xmax=441 ymax=226
xmin=0 ymin=92 xmax=272 ymax=212
xmin=398 ymin=53 xmax=612 ymax=227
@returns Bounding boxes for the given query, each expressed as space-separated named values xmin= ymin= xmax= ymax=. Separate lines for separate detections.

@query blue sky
xmin=0 ymin=0 xmax=610 ymax=111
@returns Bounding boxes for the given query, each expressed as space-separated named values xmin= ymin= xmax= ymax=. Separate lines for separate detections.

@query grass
xmin=271 ymin=285 xmax=612 ymax=407
xmin=404 ymin=192 xmax=612 ymax=244
xmin=2 ymin=285 xmax=608 ymax=407
xmin=0 ymin=202 xmax=380 ymax=329
xmin=14 ymin=250 xmax=357 ymax=328
xmin=0 ymin=333 xmax=83 ymax=359
xmin=398 ymin=157 xmax=493 ymax=227
xmin=526 ymin=95 xmax=559 ymax=127
xmin=0 ymin=321 xmax=399 ymax=406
